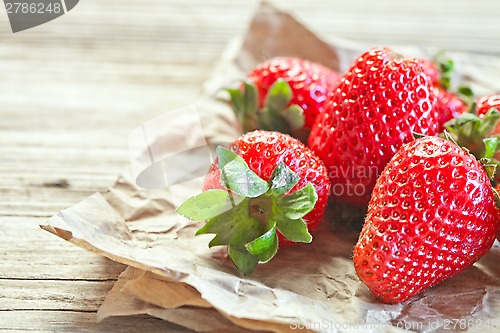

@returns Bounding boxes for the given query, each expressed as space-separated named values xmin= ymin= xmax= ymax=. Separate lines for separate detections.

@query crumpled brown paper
xmin=41 ymin=3 xmax=500 ymax=333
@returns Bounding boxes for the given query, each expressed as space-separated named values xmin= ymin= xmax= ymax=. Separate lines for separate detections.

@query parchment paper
xmin=41 ymin=3 xmax=500 ymax=333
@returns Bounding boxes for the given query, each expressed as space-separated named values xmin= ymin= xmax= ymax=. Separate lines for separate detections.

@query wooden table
xmin=1 ymin=0 xmax=499 ymax=331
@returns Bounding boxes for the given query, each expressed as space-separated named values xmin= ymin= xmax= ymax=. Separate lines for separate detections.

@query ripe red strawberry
xmin=308 ymin=47 xmax=439 ymax=208
xmin=228 ymin=57 xmax=340 ymax=141
xmin=178 ymin=130 xmax=330 ymax=273
xmin=354 ymin=136 xmax=500 ymax=304
xmin=417 ymin=58 xmax=467 ymax=132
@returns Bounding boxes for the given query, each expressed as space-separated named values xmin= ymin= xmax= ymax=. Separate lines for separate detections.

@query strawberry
xmin=177 ymin=130 xmax=330 ymax=274
xmin=227 ymin=57 xmax=340 ymax=141
xmin=308 ymin=47 xmax=439 ymax=208
xmin=353 ymin=136 xmax=500 ymax=304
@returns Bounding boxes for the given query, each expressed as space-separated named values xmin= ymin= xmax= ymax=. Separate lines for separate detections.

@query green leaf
xmin=277 ymin=183 xmax=318 ymax=219
xmin=176 ymin=189 xmax=243 ymax=221
xmin=270 ymin=162 xmax=300 ymax=196
xmin=216 ymin=146 xmax=244 ymax=170
xmin=275 ymin=212 xmax=312 ymax=243
xmin=245 ymin=224 xmax=277 ymax=256
xmin=483 ymin=137 xmax=499 ymax=159
xmin=444 ymin=112 xmax=480 ymax=129
xmin=458 ymin=86 xmax=474 ymax=98
xmin=281 ymin=104 xmax=305 ymax=130
xmin=216 ymin=146 xmax=270 ymax=198
xmin=255 ymin=234 xmax=278 ymax=263
xmin=228 ymin=245 xmax=258 ymax=274
xmin=264 ymin=79 xmax=292 ymax=111
xmin=221 ymin=160 xmax=269 ymax=198
xmin=242 ymin=80 xmax=259 ymax=116
xmin=225 ymin=81 xmax=260 ymax=133
xmin=226 ymin=88 xmax=244 ymax=113
xmin=258 ymin=109 xmax=292 ymax=133
xmin=196 ymin=198 xmax=263 ymax=247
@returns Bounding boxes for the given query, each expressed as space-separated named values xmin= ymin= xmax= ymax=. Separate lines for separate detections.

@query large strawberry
xmin=227 ymin=57 xmax=340 ymax=140
xmin=354 ymin=136 xmax=500 ymax=304
xmin=177 ymin=131 xmax=330 ymax=274
xmin=308 ymin=47 xmax=439 ymax=208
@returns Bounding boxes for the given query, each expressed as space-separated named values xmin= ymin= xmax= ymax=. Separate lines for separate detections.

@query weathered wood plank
xmin=0 ymin=217 xmax=126 ymax=280
xmin=0 ymin=311 xmax=193 ymax=332
xmin=0 ymin=280 xmax=115 ymax=311
xmin=0 ymin=255 xmax=125 ymax=281
xmin=0 ymin=0 xmax=496 ymax=54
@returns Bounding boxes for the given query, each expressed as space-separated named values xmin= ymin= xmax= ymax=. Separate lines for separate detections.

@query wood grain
xmin=0 ymin=311 xmax=191 ymax=332
xmin=1 ymin=0 xmax=499 ymax=332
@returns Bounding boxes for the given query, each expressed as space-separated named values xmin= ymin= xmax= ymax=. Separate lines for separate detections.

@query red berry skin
xmin=203 ymin=131 xmax=330 ymax=245
xmin=354 ymin=136 xmax=500 ymax=304
xmin=477 ymin=94 xmax=500 ymax=135
xmin=417 ymin=58 xmax=440 ymax=87
xmin=435 ymin=88 xmax=467 ymax=132
xmin=495 ymin=184 xmax=500 ymax=243
xmin=248 ymin=57 xmax=341 ymax=129
xmin=308 ymin=47 xmax=439 ymax=207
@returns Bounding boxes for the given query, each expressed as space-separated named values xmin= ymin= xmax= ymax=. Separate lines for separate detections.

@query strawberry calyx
xmin=444 ymin=107 xmax=500 ymax=158
xmin=225 ymin=79 xmax=305 ymax=135
xmin=176 ymin=146 xmax=317 ymax=274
